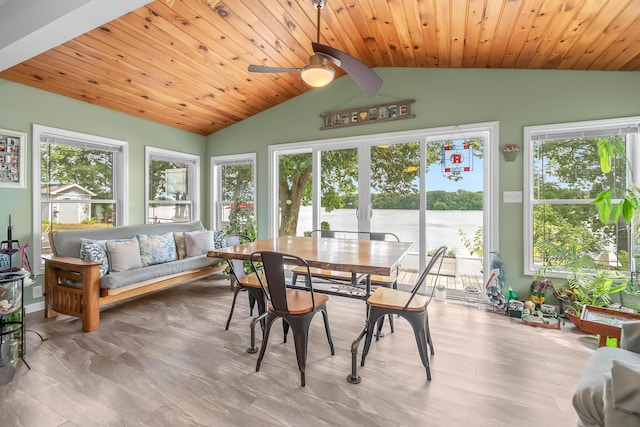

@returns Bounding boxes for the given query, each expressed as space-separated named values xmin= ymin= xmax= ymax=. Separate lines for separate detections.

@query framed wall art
xmin=0 ymin=128 xmax=27 ymax=189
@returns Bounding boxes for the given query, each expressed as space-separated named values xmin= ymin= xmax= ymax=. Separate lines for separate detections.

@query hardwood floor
xmin=1 ymin=275 xmax=594 ymax=426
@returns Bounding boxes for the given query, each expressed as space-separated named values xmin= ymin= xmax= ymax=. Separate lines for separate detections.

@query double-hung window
xmin=145 ymin=147 xmax=199 ymax=224
xmin=34 ymin=124 xmax=128 ymax=274
xmin=524 ymin=117 xmax=640 ymax=276
xmin=211 ymin=154 xmax=256 ymax=235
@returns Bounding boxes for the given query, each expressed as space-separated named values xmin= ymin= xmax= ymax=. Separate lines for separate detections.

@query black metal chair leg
xmin=360 ymin=317 xmax=379 ymax=367
xmin=407 ymin=313 xmax=431 ymax=381
xmin=225 ymin=286 xmax=242 ymax=330
xmin=256 ymin=314 xmax=277 ymax=370
xmin=426 ymin=313 xmax=434 ymax=355
xmin=283 ymin=319 xmax=290 ymax=343
xmin=248 ymin=292 xmax=256 ymax=316
xmin=320 ymin=306 xmax=335 ymax=354
xmin=289 ymin=315 xmax=313 ymax=387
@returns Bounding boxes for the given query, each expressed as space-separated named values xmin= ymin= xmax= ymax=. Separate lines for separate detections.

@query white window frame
xmin=145 ymin=146 xmax=200 ymax=224
xmin=523 ymin=116 xmax=640 ymax=276
xmin=210 ymin=153 xmax=257 ymax=231
xmin=33 ymin=124 xmax=128 ymax=275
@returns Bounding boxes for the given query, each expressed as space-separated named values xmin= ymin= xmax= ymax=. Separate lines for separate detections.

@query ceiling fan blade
xmin=248 ymin=65 xmax=302 ymax=73
xmin=312 ymin=42 xmax=382 ymax=98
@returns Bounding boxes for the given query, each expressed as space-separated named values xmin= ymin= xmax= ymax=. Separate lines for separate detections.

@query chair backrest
xmin=403 ymin=245 xmax=448 ymax=310
xmin=310 ymin=229 xmax=399 ymax=242
xmin=250 ymin=251 xmax=318 ymax=313
xmin=225 ymin=234 xmax=252 ymax=280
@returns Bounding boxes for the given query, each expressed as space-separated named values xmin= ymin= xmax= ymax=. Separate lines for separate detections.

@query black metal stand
xmin=0 ymin=271 xmax=27 ymax=383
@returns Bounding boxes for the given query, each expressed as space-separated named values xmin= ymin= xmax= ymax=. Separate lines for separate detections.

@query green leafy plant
xmin=592 ymin=138 xmax=640 ymax=224
xmin=459 ymin=227 xmax=483 ymax=259
xmin=534 ymin=240 xmax=626 ymax=314
xmin=624 ymin=275 xmax=640 ymax=296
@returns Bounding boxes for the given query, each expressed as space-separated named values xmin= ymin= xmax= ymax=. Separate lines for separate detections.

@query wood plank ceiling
xmin=1 ymin=0 xmax=639 ymax=136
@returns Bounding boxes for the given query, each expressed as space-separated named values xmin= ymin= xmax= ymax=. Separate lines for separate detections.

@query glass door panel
xmin=318 ymin=148 xmax=359 ymax=233
xmin=368 ymin=142 xmax=421 ymax=285
xmin=425 ymin=138 xmax=484 ymax=279
xmin=278 ymin=152 xmax=312 ymax=236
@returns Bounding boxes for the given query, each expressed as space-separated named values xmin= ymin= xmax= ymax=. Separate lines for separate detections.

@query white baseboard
xmin=25 ymin=301 xmax=44 ymax=314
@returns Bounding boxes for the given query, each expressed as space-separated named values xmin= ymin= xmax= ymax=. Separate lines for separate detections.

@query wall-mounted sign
xmin=441 ymin=145 xmax=473 ymax=173
xmin=320 ymin=99 xmax=415 ymax=130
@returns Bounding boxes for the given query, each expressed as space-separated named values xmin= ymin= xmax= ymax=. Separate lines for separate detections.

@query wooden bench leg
xmin=81 ymin=269 xmax=101 ymax=332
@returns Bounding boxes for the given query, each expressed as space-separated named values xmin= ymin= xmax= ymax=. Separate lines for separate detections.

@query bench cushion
xmin=101 ymin=255 xmax=220 ymax=289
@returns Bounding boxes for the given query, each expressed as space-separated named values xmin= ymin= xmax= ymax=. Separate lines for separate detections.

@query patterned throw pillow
xmin=136 ymin=232 xmax=177 ymax=266
xmin=174 ymin=232 xmax=187 ymax=260
xmin=80 ymin=239 xmax=110 ymax=278
xmin=213 ymin=230 xmax=228 ymax=249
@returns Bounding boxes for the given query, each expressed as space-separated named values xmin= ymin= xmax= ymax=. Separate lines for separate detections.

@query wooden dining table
xmin=207 ymin=235 xmax=413 ymax=293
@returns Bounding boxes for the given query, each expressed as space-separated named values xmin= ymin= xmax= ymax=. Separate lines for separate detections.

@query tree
xmin=533 ymin=136 xmax=627 ymax=268
xmin=42 ymin=145 xmax=113 ymax=198
xmin=222 ymin=163 xmax=256 ymax=238
xmin=277 ymin=138 xmax=484 ymax=236
xmin=41 ymin=144 xmax=115 ymax=222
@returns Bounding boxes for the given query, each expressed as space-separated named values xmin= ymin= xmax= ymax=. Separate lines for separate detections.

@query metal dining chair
xmin=349 ymin=246 xmax=447 ymax=383
xmin=224 ymin=234 xmax=266 ymax=330
xmin=291 ymin=230 xmax=400 ymax=337
xmin=250 ymin=250 xmax=335 ymax=387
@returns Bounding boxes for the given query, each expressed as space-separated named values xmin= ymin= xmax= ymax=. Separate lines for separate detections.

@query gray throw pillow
xmin=106 ymin=237 xmax=142 ymax=272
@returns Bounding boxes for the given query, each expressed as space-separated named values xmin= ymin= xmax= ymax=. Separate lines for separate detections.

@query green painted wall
xmin=2 ymin=67 xmax=640 ymax=307
xmin=0 ymin=78 xmax=207 ymax=306
xmin=206 ymin=67 xmax=640 ymax=296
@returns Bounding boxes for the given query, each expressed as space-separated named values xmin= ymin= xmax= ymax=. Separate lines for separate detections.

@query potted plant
xmin=621 ymin=273 xmax=640 ymax=311
xmin=535 ymin=240 xmax=626 ymax=328
xmin=502 ymin=144 xmax=520 ymax=162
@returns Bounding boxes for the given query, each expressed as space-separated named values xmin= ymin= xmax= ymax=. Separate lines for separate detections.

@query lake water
xmin=297 ymin=207 xmax=483 ymax=258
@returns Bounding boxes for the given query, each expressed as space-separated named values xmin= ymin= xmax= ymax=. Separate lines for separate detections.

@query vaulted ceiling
xmin=1 ymin=0 xmax=639 ymax=136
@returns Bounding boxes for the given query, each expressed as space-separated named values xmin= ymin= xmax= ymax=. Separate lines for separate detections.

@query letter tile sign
xmin=320 ymin=99 xmax=415 ymax=130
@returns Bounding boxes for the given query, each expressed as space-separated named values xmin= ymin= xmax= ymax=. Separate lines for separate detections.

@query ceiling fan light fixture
xmin=301 ymin=55 xmax=335 ymax=88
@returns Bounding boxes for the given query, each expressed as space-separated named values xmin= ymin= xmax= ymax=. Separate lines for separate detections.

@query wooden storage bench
xmin=44 ymin=221 xmax=225 ymax=332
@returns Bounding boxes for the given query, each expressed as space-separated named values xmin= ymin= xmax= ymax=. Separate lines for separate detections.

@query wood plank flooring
xmin=1 ymin=275 xmax=596 ymax=426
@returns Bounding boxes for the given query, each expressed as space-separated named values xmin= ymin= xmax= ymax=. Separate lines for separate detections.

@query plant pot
xmin=621 ymin=291 xmax=640 ymax=311
xmin=503 ymin=151 xmax=518 ymax=162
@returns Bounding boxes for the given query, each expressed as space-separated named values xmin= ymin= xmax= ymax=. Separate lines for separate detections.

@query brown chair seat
xmin=268 ymin=289 xmax=330 ymax=314
xmin=367 ymin=287 xmax=427 ymax=311
xmin=238 ymin=273 xmax=266 ymax=289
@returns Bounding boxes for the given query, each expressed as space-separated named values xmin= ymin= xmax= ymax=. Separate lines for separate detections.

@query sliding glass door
xmin=269 ymin=124 xmax=498 ymax=285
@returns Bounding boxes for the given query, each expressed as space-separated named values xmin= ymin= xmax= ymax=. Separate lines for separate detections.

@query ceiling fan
xmin=248 ymin=0 xmax=383 ymax=98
